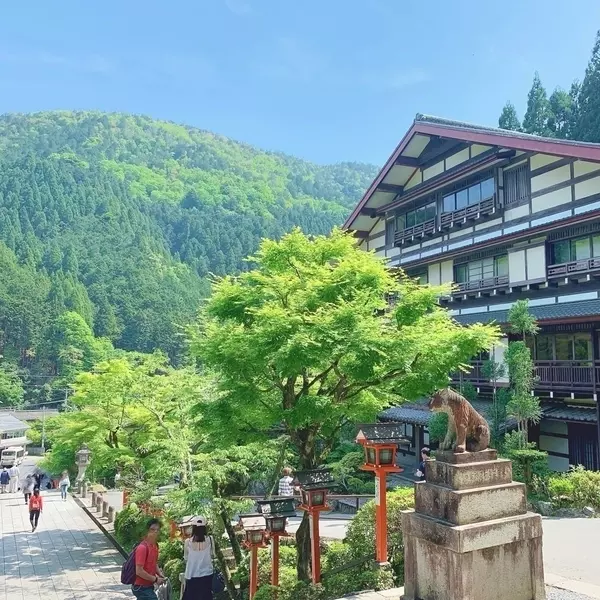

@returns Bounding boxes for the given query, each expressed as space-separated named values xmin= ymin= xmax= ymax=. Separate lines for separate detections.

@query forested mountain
xmin=0 ymin=111 xmax=377 ymax=403
xmin=498 ymin=30 xmax=600 ymax=141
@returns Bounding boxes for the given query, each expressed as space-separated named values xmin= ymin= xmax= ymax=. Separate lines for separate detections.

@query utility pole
xmin=41 ymin=405 xmax=46 ymax=454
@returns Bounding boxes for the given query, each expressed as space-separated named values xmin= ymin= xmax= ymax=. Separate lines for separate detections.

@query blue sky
xmin=1 ymin=1 xmax=599 ymax=164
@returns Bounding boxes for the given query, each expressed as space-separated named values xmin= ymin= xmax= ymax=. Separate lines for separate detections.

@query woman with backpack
xmin=182 ymin=516 xmax=214 ymax=600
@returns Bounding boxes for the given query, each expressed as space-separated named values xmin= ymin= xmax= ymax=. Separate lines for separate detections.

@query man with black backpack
xmin=122 ymin=518 xmax=165 ymax=599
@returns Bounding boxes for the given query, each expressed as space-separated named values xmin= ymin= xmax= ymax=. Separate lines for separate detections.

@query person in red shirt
xmin=28 ymin=488 xmax=43 ymax=532
xmin=132 ymin=518 xmax=165 ymax=599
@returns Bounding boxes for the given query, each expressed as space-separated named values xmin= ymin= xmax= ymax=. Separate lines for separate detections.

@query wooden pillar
xmin=375 ymin=470 xmax=388 ymax=564
xmin=310 ymin=511 xmax=321 ymax=584
xmin=249 ymin=545 xmax=259 ymax=599
xmin=271 ymin=534 xmax=280 ymax=587
xmin=592 ymin=328 xmax=599 ymax=463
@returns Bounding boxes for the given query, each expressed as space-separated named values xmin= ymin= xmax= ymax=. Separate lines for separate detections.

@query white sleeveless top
xmin=184 ymin=537 xmax=214 ymax=579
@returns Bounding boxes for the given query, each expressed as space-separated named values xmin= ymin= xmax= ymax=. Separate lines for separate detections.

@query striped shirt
xmin=278 ymin=476 xmax=294 ymax=496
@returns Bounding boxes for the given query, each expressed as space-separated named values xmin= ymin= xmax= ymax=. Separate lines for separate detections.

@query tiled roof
xmin=416 ymin=114 xmax=600 ymax=150
xmin=379 ymin=398 xmax=517 ymax=431
xmin=542 ymin=405 xmax=597 ymax=423
xmin=0 ymin=414 xmax=29 ymax=433
xmin=454 ymin=298 xmax=600 ymax=326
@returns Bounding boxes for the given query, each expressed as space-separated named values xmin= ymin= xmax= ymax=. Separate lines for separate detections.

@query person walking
xmin=29 ymin=488 xmax=43 ymax=532
xmin=415 ymin=447 xmax=430 ymax=482
xmin=0 ymin=468 xmax=9 ymax=493
xmin=8 ymin=463 xmax=20 ymax=493
xmin=23 ymin=474 xmax=35 ymax=505
xmin=182 ymin=516 xmax=214 ymax=600
xmin=59 ymin=471 xmax=70 ymax=501
xmin=278 ymin=467 xmax=295 ymax=497
xmin=132 ymin=518 xmax=165 ymax=600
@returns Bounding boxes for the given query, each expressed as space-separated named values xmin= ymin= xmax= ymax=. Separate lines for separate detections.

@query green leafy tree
xmin=573 ymin=31 xmax=600 ymax=142
xmin=548 ymin=88 xmax=575 ymax=139
xmin=482 ymin=357 xmax=507 ymax=447
xmin=508 ymin=299 xmax=539 ymax=344
xmin=189 ymin=228 xmax=499 ymax=579
xmin=498 ymin=102 xmax=522 ymax=131
xmin=523 ymin=72 xmax=551 ymax=136
xmin=0 ymin=361 xmax=25 ymax=407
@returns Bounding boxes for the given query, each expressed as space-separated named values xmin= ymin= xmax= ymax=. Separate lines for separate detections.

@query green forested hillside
xmin=0 ymin=111 xmax=376 ymax=401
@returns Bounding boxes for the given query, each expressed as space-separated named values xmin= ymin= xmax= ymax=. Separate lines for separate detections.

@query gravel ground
xmin=547 ymin=586 xmax=594 ymax=600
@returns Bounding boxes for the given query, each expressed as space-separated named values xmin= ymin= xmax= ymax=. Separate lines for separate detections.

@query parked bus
xmin=1 ymin=446 xmax=25 ymax=467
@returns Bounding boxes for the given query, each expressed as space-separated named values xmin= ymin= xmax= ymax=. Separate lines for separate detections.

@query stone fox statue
xmin=428 ymin=388 xmax=490 ymax=453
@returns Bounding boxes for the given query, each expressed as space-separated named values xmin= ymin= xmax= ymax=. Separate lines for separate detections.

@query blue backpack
xmin=0 ymin=471 xmax=9 ymax=485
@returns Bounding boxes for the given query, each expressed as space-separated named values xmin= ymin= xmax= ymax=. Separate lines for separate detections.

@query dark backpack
xmin=121 ymin=543 xmax=141 ymax=585
xmin=0 ymin=472 xmax=9 ymax=484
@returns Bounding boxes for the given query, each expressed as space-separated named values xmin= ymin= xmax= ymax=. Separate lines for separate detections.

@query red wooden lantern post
xmin=356 ymin=424 xmax=410 ymax=565
xmin=239 ymin=514 xmax=268 ymax=599
xmin=295 ymin=469 xmax=336 ymax=584
xmin=257 ymin=498 xmax=297 ymax=588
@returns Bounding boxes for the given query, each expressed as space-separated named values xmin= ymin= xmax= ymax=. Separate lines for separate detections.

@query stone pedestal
xmin=401 ymin=450 xmax=545 ymax=600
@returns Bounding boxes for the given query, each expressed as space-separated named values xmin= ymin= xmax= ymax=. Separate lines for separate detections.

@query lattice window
xmin=504 ymin=163 xmax=529 ymax=205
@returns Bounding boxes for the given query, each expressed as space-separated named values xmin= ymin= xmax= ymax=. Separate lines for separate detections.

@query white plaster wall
xmin=530 ymin=164 xmax=571 ymax=194
xmin=440 ymin=260 xmax=453 ymax=284
xmin=445 ymin=148 xmax=470 ymax=170
xmin=526 ymin=245 xmax=546 ymax=280
xmin=476 ymin=218 xmax=502 ymax=231
xmin=574 ymin=160 xmax=600 ymax=177
xmin=449 ymin=227 xmax=473 ymax=239
xmin=530 ymin=154 xmax=562 ymax=170
xmin=531 ymin=187 xmax=572 ymax=213
xmin=428 ymin=263 xmax=441 ymax=285
xmin=371 ymin=218 xmax=385 ymax=235
xmin=405 ymin=170 xmax=422 ymax=190
xmin=471 ymin=144 xmax=491 ymax=157
xmin=574 ymin=175 xmax=600 ymax=201
xmin=492 ymin=338 xmax=509 ymax=384
xmin=387 ymin=247 xmax=401 ymax=258
xmin=547 ymin=455 xmax=569 ymax=472
xmin=539 ymin=421 xmax=569 ymax=472
xmin=423 ymin=161 xmax=444 ymax=181
xmin=508 ymin=250 xmax=526 ymax=283
xmin=504 ymin=205 xmax=530 ymax=221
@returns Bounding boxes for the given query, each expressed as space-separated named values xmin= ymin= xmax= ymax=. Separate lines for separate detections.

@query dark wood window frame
xmin=503 ymin=163 xmax=530 ymax=206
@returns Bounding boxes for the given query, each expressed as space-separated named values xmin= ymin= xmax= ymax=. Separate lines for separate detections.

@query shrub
xmin=428 ymin=412 xmax=448 ymax=443
xmin=461 ymin=381 xmax=478 ymax=402
xmin=344 ymin=487 xmax=414 ymax=584
xmin=509 ymin=448 xmax=548 ymax=493
xmin=114 ymin=503 xmax=151 ymax=552
xmin=548 ymin=476 xmax=575 ymax=508
xmin=565 ymin=466 xmax=600 ymax=509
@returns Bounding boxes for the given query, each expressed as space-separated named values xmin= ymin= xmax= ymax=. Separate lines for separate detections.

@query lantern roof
xmin=356 ymin=423 xmax=412 ymax=445
xmin=294 ymin=468 xmax=336 ymax=490
xmin=239 ymin=513 xmax=265 ymax=530
xmin=256 ymin=497 xmax=297 ymax=518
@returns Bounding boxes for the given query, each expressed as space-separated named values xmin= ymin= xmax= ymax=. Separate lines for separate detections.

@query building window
xmin=529 ymin=333 xmax=592 ymax=362
xmin=550 ymin=234 xmax=600 ymax=264
xmin=504 ymin=164 xmax=529 ymax=205
xmin=442 ymin=176 xmax=495 ymax=213
xmin=454 ymin=255 xmax=508 ymax=284
xmin=396 ymin=201 xmax=436 ymax=231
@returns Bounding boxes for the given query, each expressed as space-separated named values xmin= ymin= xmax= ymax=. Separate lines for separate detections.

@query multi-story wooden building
xmin=344 ymin=114 xmax=600 ymax=472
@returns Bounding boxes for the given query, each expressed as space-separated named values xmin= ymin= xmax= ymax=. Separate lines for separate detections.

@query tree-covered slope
xmin=0 ymin=111 xmax=376 ymax=371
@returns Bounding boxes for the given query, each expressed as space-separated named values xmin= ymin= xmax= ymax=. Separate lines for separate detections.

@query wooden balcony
xmin=455 ymin=274 xmax=509 ymax=295
xmin=547 ymin=257 xmax=600 ymax=280
xmin=394 ymin=218 xmax=436 ymax=246
xmin=453 ymin=360 xmax=600 ymax=393
xmin=440 ymin=196 xmax=496 ymax=230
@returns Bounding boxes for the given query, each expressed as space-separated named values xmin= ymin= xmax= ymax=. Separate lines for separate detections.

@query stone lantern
xmin=75 ymin=444 xmax=92 ymax=483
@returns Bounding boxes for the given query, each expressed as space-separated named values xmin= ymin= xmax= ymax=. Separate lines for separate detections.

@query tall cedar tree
xmin=190 ymin=228 xmax=499 ymax=580
xmin=548 ymin=88 xmax=575 ymax=139
xmin=522 ymin=72 xmax=551 ymax=136
xmin=498 ymin=102 xmax=522 ymax=131
xmin=574 ymin=31 xmax=600 ymax=142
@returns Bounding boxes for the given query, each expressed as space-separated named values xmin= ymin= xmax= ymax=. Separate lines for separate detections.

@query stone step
xmin=426 ymin=458 xmax=513 ymax=491
xmin=414 ymin=481 xmax=527 ymax=525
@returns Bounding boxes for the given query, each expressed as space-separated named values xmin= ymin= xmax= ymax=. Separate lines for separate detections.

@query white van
xmin=0 ymin=446 xmax=25 ymax=467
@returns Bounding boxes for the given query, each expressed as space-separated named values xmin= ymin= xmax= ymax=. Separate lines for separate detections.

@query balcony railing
xmin=440 ymin=196 xmax=496 ymax=229
xmin=453 ymin=360 xmax=600 ymax=393
xmin=455 ymin=274 xmax=509 ymax=294
xmin=547 ymin=257 xmax=600 ymax=279
xmin=394 ymin=218 xmax=436 ymax=246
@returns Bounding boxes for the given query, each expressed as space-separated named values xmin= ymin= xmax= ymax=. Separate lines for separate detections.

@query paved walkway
xmin=0 ymin=491 xmax=128 ymax=600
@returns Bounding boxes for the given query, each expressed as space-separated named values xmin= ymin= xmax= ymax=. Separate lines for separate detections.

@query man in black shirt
xmin=415 ymin=447 xmax=430 ymax=481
